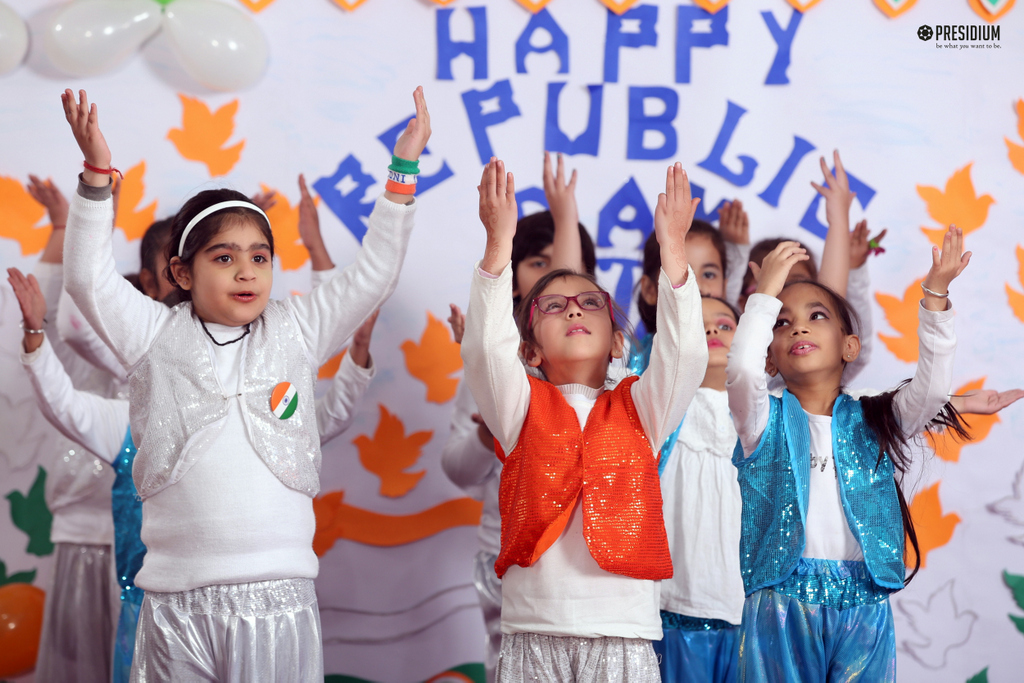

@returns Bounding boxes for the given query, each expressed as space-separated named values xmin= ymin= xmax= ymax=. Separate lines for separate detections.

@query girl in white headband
xmin=60 ymin=87 xmax=430 ymax=681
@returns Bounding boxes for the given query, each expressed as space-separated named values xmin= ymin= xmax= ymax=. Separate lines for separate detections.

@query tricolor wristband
xmin=385 ymin=168 xmax=417 ymax=195
xmin=389 ymin=155 xmax=419 ymax=175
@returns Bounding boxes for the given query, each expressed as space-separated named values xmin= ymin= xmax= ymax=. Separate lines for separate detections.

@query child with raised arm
xmin=726 ymin=229 xmax=970 ymax=681
xmin=462 ymin=159 xmax=707 ymax=681
xmin=59 ymin=87 xmax=429 ymax=680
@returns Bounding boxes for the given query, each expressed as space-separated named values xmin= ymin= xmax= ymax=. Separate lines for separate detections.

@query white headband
xmin=178 ymin=201 xmax=271 ymax=257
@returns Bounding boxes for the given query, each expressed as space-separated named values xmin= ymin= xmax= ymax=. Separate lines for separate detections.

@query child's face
xmin=702 ymin=298 xmax=736 ymax=369
xmin=686 ymin=233 xmax=726 ymax=298
xmin=513 ymin=244 xmax=553 ymax=299
xmin=141 ymin=248 xmax=177 ymax=301
xmin=767 ymin=283 xmax=859 ymax=383
xmin=174 ymin=218 xmax=273 ymax=327
xmin=524 ymin=275 xmax=623 ymax=373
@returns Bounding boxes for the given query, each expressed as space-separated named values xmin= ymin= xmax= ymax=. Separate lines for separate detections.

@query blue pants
xmin=653 ymin=613 xmax=738 ymax=683
xmin=114 ymin=587 xmax=144 ymax=683
xmin=737 ymin=559 xmax=895 ymax=682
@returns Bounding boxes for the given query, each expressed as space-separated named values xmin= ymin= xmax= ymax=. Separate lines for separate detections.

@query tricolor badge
xmin=271 ymin=382 xmax=298 ymax=420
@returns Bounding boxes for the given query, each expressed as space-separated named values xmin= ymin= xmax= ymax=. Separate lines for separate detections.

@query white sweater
xmin=63 ymin=184 xmax=413 ymax=592
xmin=461 ymin=262 xmax=707 ymax=639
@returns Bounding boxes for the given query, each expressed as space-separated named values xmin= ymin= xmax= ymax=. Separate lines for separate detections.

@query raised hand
xmin=849 ymin=220 xmax=887 ymax=269
xmin=752 ymin=241 xmax=810 ymax=298
xmin=27 ymin=176 xmax=69 ymax=227
xmin=811 ymin=150 xmax=855 ymax=225
xmin=654 ymin=163 xmax=700 ymax=286
xmin=718 ymin=198 xmax=749 ymax=245
xmin=921 ymin=225 xmax=971 ymax=310
xmin=7 ymin=268 xmax=47 ymax=353
xmin=392 ymin=86 xmax=431 ymax=163
xmin=60 ymin=89 xmax=112 ymax=187
xmin=349 ymin=309 xmax=379 ymax=369
xmin=448 ymin=303 xmax=466 ymax=345
xmin=297 ymin=174 xmax=332 ymax=270
xmin=543 ymin=152 xmax=578 ymax=229
xmin=478 ymin=158 xmax=518 ymax=275
xmin=250 ymin=189 xmax=278 ymax=213
xmin=953 ymin=388 xmax=1024 ymax=416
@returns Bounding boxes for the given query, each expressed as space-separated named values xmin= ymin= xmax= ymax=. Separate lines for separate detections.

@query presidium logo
xmin=918 ymin=23 xmax=1002 ymax=49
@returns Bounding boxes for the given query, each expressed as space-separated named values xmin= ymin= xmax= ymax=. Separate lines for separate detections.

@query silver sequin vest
xmin=129 ymin=301 xmax=320 ymax=499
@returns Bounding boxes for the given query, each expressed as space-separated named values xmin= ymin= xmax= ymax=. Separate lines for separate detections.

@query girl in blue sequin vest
xmin=725 ymin=232 xmax=970 ymax=682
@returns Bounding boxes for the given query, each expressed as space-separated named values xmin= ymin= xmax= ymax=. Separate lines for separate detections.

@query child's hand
xmin=543 ymin=152 xmax=578 ymax=230
xmin=250 ymin=189 xmax=278 ymax=213
xmin=297 ymin=174 xmax=333 ymax=271
xmin=392 ymin=86 xmax=431 ymax=162
xmin=349 ymin=309 xmax=379 ymax=370
xmin=849 ymin=220 xmax=887 ymax=269
xmin=448 ymin=303 xmax=466 ymax=345
xmin=27 ymin=176 xmax=69 ymax=227
xmin=7 ymin=268 xmax=47 ymax=353
xmin=921 ymin=225 xmax=971 ymax=310
xmin=751 ymin=241 xmax=810 ymax=298
xmin=471 ymin=413 xmax=496 ymax=452
xmin=718 ymin=199 xmax=749 ymax=245
xmin=654 ymin=163 xmax=700 ymax=285
xmin=478 ymin=158 xmax=517 ymax=275
xmin=61 ymin=89 xmax=112 ymax=187
xmin=952 ymin=388 xmax=1024 ymax=415
xmin=811 ymin=150 xmax=855 ymax=226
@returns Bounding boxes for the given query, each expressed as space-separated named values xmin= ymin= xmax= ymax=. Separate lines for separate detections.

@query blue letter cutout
xmin=603 ymin=4 xmax=658 ymax=83
xmin=696 ymin=100 xmax=758 ymax=187
xmin=762 ymin=8 xmax=802 ymax=85
xmin=515 ymin=187 xmax=549 ymax=219
xmin=758 ymin=136 xmax=815 ymax=207
xmin=377 ymin=117 xmax=455 ymax=195
xmin=799 ymin=169 xmax=876 ymax=239
xmin=437 ymin=7 xmax=488 ymax=80
xmin=462 ymin=80 xmax=523 ymax=164
xmin=314 ymin=155 xmax=376 ymax=244
xmin=675 ymin=5 xmax=729 ymax=84
xmin=597 ymin=257 xmax=643 ymax=313
xmin=516 ymin=9 xmax=569 ymax=74
xmin=545 ymin=83 xmax=603 ymax=157
xmin=598 ymin=177 xmax=653 ymax=247
xmin=688 ymin=180 xmax=729 ymax=223
xmin=627 ymin=86 xmax=678 ymax=160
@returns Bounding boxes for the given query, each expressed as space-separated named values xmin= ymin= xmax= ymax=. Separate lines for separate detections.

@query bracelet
xmin=385 ymin=179 xmax=416 ymax=195
xmin=83 ymin=161 xmax=123 ymax=179
xmin=921 ymin=284 xmax=948 ymax=298
xmin=389 ymin=155 xmax=419 ymax=175
xmin=20 ymin=319 xmax=46 ymax=335
xmin=387 ymin=169 xmax=417 ymax=186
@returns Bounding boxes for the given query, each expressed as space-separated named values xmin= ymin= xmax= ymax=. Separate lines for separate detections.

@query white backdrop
xmin=2 ymin=0 xmax=1024 ymax=681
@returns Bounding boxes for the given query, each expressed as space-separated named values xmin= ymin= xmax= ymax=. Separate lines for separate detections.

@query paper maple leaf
xmin=1006 ymin=245 xmax=1024 ymax=323
xmin=259 ymin=183 xmax=316 ymax=271
xmin=5 ymin=466 xmax=53 ymax=557
xmin=898 ymin=580 xmax=977 ymax=669
xmin=1006 ymin=99 xmax=1024 ymax=175
xmin=0 ymin=176 xmax=50 ymax=256
xmin=318 ymin=349 xmax=346 ymax=380
xmin=905 ymin=482 xmax=960 ymax=569
xmin=401 ymin=312 xmax=463 ymax=404
xmin=167 ymin=94 xmax=245 ymax=177
xmin=353 ymin=405 xmax=432 ymax=498
xmin=114 ymin=161 xmax=158 ymax=241
xmin=926 ymin=378 xmax=995 ymax=462
xmin=917 ymin=164 xmax=995 ymax=247
xmin=875 ymin=277 xmax=924 ymax=363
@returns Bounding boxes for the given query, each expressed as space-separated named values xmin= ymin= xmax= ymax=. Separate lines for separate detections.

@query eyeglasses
xmin=529 ymin=291 xmax=611 ymax=326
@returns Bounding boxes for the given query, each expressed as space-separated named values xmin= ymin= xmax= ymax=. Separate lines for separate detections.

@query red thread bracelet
xmin=83 ymin=161 xmax=123 ymax=179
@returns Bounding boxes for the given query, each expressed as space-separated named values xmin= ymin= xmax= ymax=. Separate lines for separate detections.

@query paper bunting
xmin=332 ymin=0 xmax=371 ymax=10
xmin=874 ymin=0 xmax=918 ymax=18
xmin=427 ymin=0 xmax=458 ymax=5
xmin=514 ymin=0 xmax=552 ymax=12
xmin=969 ymin=0 xmax=1016 ymax=22
xmin=785 ymin=0 xmax=823 ymax=11
xmin=599 ymin=0 xmax=640 ymax=15
xmin=236 ymin=0 xmax=277 ymax=12
xmin=693 ymin=0 xmax=731 ymax=12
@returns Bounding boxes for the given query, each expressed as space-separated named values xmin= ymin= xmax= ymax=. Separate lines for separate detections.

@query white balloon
xmin=44 ymin=0 xmax=161 ymax=77
xmin=0 ymin=1 xmax=28 ymax=75
xmin=162 ymin=0 xmax=267 ymax=91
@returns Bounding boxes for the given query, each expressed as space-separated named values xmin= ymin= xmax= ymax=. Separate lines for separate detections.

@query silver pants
xmin=497 ymin=632 xmax=662 ymax=683
xmin=473 ymin=551 xmax=502 ymax=683
xmin=34 ymin=543 xmax=114 ymax=683
xmin=131 ymin=578 xmax=323 ymax=682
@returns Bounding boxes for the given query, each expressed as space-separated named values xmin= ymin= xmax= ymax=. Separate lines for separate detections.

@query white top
xmin=659 ymin=387 xmax=745 ymax=625
xmin=440 ymin=379 xmax=501 ymax=557
xmin=727 ymin=293 xmax=957 ymax=561
xmin=58 ymin=286 xmax=127 ymax=383
xmin=804 ymin=413 xmax=862 ymax=560
xmin=461 ymin=262 xmax=707 ymax=640
xmin=62 ymin=187 xmax=414 ymax=591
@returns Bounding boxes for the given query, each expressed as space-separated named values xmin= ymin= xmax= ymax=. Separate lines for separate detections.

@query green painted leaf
xmin=967 ymin=667 xmax=989 ymax=683
xmin=1011 ymin=614 xmax=1024 ymax=635
xmin=5 ymin=466 xmax=54 ymax=556
xmin=1004 ymin=570 xmax=1024 ymax=611
xmin=0 ymin=559 xmax=36 ymax=586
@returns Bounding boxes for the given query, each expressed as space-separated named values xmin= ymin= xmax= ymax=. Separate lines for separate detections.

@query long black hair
xmin=778 ymin=280 xmax=969 ymax=584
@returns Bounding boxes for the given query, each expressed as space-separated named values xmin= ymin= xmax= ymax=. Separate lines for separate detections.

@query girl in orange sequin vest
xmin=462 ymin=159 xmax=709 ymax=682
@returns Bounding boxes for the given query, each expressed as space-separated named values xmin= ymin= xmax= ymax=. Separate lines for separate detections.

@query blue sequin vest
xmin=112 ymin=429 xmax=144 ymax=599
xmin=732 ymin=391 xmax=906 ymax=595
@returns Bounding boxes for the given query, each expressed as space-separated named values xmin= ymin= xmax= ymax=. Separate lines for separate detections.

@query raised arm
xmin=813 ymin=150 xmax=854 ymax=298
xmin=543 ymin=152 xmax=584 ymax=273
xmin=441 ymin=379 xmax=499 ymax=490
xmin=316 ymin=311 xmax=377 ymax=445
xmin=719 ymin=198 xmax=750 ymax=307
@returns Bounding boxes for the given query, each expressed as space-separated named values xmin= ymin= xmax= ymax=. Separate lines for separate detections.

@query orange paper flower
xmin=0 ymin=177 xmax=50 ymax=256
xmin=1006 ymin=99 xmax=1024 ymax=175
xmin=906 ymin=482 xmax=960 ymax=569
xmin=876 ymin=277 xmax=925 ymax=363
xmin=925 ymin=378 xmax=997 ymax=462
xmin=917 ymin=164 xmax=994 ymax=248
xmin=1007 ymin=245 xmax=1024 ymax=323
xmin=353 ymin=405 xmax=432 ymax=498
xmin=113 ymin=162 xmax=158 ymax=242
xmin=401 ymin=312 xmax=463 ymax=404
xmin=167 ymin=95 xmax=245 ymax=177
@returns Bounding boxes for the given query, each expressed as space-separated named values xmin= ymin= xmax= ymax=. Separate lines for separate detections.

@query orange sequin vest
xmin=494 ymin=375 xmax=672 ymax=581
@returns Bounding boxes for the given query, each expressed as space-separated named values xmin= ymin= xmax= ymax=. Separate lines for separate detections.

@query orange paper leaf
xmin=353 ymin=405 xmax=432 ymax=498
xmin=257 ymin=184 xmax=318 ymax=271
xmin=312 ymin=489 xmax=482 ymax=555
xmin=0 ymin=177 xmax=50 ymax=256
xmin=873 ymin=0 xmax=918 ymax=18
xmin=401 ymin=312 xmax=463 ymax=404
xmin=906 ymin=482 xmax=960 ymax=568
xmin=875 ymin=277 xmax=924 ymax=363
xmin=599 ymin=0 xmax=640 ymax=14
xmin=319 ymin=349 xmax=346 ymax=380
xmin=237 ymin=0 xmax=277 ymax=11
xmin=1006 ymin=245 xmax=1024 ymax=323
xmin=167 ymin=94 xmax=245 ymax=177
xmin=1008 ymin=138 xmax=1024 ymax=175
xmin=925 ymin=378 xmax=998 ymax=462
xmin=693 ymin=0 xmax=731 ymax=12
xmin=917 ymin=164 xmax=994 ymax=247
xmin=785 ymin=0 xmax=823 ymax=11
xmin=968 ymin=0 xmax=1016 ymax=23
xmin=113 ymin=162 xmax=158 ymax=241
